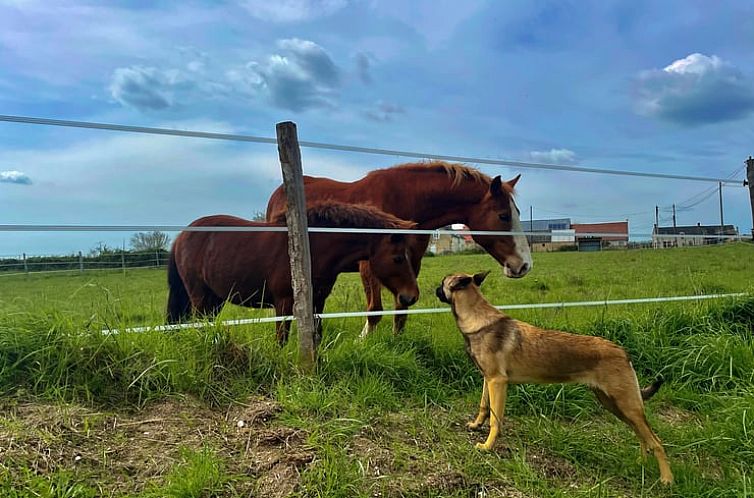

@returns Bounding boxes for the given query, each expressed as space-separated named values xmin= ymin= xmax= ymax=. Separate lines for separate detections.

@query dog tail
xmin=640 ymin=377 xmax=664 ymax=401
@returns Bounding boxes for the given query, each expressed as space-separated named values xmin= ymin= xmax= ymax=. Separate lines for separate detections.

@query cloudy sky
xmin=1 ymin=0 xmax=753 ymax=255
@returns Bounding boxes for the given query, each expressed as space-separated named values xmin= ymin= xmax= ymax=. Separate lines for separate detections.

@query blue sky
xmin=1 ymin=0 xmax=753 ymax=255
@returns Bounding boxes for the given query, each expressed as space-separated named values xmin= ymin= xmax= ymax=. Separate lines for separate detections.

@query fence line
xmin=101 ymin=292 xmax=748 ymax=335
xmin=0 ymin=114 xmax=747 ymax=186
xmin=0 ymin=224 xmax=749 ymax=241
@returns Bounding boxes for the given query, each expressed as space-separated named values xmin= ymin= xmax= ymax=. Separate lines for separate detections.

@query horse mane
xmin=270 ymin=201 xmax=416 ymax=229
xmin=367 ymin=160 xmax=503 ymax=190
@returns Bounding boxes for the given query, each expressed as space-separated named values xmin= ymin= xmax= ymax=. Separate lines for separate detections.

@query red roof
xmin=571 ymin=221 xmax=628 ymax=241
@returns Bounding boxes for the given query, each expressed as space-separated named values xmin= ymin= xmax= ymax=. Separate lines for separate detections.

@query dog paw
xmin=475 ymin=442 xmax=492 ymax=451
xmin=466 ymin=421 xmax=482 ymax=431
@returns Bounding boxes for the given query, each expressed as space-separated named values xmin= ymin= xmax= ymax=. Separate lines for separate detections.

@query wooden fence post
xmin=276 ymin=121 xmax=317 ymax=371
xmin=746 ymin=156 xmax=754 ymax=241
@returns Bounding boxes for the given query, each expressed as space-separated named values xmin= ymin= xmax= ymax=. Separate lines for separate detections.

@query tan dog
xmin=436 ymin=271 xmax=673 ymax=485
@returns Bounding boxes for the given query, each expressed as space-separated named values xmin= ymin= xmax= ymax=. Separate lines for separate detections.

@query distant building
xmin=429 ymin=225 xmax=477 ymax=254
xmin=652 ymin=223 xmax=738 ymax=248
xmin=572 ymin=221 xmax=629 ymax=251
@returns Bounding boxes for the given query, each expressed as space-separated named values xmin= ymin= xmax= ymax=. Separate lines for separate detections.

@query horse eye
xmin=393 ymin=255 xmax=405 ymax=264
xmin=498 ymin=214 xmax=511 ymax=223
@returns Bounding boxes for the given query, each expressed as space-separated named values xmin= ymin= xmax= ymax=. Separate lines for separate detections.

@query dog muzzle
xmin=435 ymin=286 xmax=449 ymax=304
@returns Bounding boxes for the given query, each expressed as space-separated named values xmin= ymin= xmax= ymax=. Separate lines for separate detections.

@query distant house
xmin=572 ymin=221 xmax=629 ymax=251
xmin=652 ymin=224 xmax=738 ymax=248
xmin=429 ymin=225 xmax=477 ymax=254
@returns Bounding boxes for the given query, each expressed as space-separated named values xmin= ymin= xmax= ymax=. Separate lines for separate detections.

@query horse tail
xmin=166 ymin=247 xmax=191 ymax=323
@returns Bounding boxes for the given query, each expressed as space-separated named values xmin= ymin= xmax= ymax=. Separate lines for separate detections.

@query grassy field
xmin=0 ymin=243 xmax=753 ymax=497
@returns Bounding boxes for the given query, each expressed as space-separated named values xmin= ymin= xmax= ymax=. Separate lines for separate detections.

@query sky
xmin=1 ymin=0 xmax=753 ymax=256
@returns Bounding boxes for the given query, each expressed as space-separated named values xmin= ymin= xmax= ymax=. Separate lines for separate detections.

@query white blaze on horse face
xmin=505 ymin=197 xmax=532 ymax=278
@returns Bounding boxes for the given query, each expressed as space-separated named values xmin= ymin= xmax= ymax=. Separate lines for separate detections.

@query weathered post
xmin=746 ymin=156 xmax=754 ymax=241
xmin=155 ymin=250 xmax=160 ymax=268
xmin=276 ymin=121 xmax=316 ymax=371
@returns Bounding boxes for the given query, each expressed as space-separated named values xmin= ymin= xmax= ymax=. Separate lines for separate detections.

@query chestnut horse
xmin=167 ymin=202 xmax=419 ymax=345
xmin=266 ymin=161 xmax=532 ymax=337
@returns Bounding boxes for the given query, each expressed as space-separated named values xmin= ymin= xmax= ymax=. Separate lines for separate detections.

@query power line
xmin=0 ymin=114 xmax=747 ymax=186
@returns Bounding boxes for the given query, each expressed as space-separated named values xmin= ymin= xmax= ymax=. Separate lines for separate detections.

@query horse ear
xmin=473 ymin=270 xmax=490 ymax=286
xmin=450 ymin=275 xmax=473 ymax=291
xmin=506 ymin=174 xmax=521 ymax=189
xmin=490 ymin=176 xmax=503 ymax=197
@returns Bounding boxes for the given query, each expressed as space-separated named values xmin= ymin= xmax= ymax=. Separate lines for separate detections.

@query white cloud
xmin=110 ymin=39 xmax=341 ymax=112
xmin=529 ymin=148 xmax=577 ymax=165
xmin=109 ymin=66 xmax=176 ymax=110
xmin=240 ymin=38 xmax=342 ymax=111
xmin=239 ymin=0 xmax=347 ymax=22
xmin=0 ymin=170 xmax=32 ymax=185
xmin=635 ymin=53 xmax=754 ymax=125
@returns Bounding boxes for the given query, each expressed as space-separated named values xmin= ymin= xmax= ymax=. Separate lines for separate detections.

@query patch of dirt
xmin=0 ymin=395 xmax=312 ymax=497
xmin=657 ymin=405 xmax=697 ymax=426
xmin=525 ymin=448 xmax=577 ymax=480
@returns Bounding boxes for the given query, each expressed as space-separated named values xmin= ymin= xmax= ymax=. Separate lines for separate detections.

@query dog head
xmin=435 ymin=270 xmax=490 ymax=304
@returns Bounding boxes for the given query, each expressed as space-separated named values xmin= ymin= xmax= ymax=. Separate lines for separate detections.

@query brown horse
xmin=167 ymin=202 xmax=420 ymax=345
xmin=266 ymin=161 xmax=532 ymax=338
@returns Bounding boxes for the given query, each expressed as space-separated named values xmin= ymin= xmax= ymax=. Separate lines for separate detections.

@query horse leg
xmin=359 ymin=260 xmax=383 ymax=338
xmin=194 ymin=288 xmax=225 ymax=322
xmin=392 ymin=235 xmax=430 ymax=334
xmin=274 ymin=297 xmax=293 ymax=346
xmin=313 ymin=295 xmax=326 ymax=349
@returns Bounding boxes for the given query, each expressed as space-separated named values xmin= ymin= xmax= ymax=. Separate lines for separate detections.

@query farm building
xmin=572 ymin=221 xmax=629 ymax=251
xmin=524 ymin=218 xmax=574 ymax=251
xmin=652 ymin=223 xmax=738 ymax=248
xmin=428 ymin=224 xmax=477 ymax=254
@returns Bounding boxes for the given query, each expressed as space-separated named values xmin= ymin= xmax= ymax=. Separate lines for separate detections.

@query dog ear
xmin=450 ymin=275 xmax=473 ymax=291
xmin=473 ymin=271 xmax=490 ymax=286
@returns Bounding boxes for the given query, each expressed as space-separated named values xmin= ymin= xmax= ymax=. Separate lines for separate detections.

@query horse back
xmin=265 ymin=175 xmax=369 ymax=220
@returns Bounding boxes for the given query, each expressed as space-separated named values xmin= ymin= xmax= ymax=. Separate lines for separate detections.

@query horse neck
xmin=358 ymin=171 xmax=487 ymax=228
xmin=309 ymin=232 xmax=374 ymax=275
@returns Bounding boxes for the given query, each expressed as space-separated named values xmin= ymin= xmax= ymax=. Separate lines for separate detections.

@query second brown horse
xmin=167 ymin=202 xmax=420 ymax=345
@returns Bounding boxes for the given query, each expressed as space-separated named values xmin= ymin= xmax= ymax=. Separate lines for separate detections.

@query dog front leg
xmin=467 ymin=378 xmax=489 ymax=430
xmin=476 ymin=376 xmax=507 ymax=451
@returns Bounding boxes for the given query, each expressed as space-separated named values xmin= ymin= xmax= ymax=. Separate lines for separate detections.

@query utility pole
xmin=672 ymin=203 xmax=677 ymax=248
xmin=747 ymin=156 xmax=754 ymax=241
xmin=654 ymin=205 xmax=659 ymax=228
xmin=654 ymin=205 xmax=659 ymax=249
xmin=718 ymin=181 xmax=724 ymax=238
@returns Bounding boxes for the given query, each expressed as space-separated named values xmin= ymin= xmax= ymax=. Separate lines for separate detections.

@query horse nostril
xmin=520 ymin=263 xmax=530 ymax=275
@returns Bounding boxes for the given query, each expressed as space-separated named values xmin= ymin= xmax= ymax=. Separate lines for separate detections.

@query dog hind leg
xmin=597 ymin=382 xmax=673 ymax=485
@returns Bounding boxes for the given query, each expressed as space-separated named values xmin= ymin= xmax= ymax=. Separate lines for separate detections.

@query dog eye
xmin=498 ymin=214 xmax=511 ymax=223
xmin=393 ymin=255 xmax=405 ymax=264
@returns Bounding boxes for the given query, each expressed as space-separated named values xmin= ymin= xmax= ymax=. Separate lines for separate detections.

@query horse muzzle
xmin=504 ymin=262 xmax=530 ymax=279
xmin=398 ymin=293 xmax=418 ymax=307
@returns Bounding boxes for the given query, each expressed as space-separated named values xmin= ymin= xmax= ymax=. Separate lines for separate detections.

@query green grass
xmin=0 ymin=243 xmax=753 ymax=497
